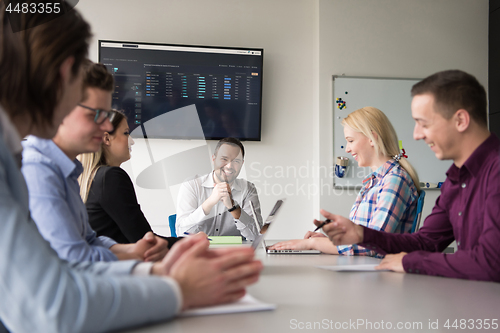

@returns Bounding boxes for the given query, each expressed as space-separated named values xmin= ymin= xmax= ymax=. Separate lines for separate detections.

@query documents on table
xmin=180 ymin=294 xmax=276 ymax=317
xmin=318 ymin=264 xmax=390 ymax=272
xmin=209 ymin=236 xmax=243 ymax=244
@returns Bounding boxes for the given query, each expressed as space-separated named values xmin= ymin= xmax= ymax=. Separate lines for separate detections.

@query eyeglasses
xmin=77 ymin=104 xmax=116 ymax=124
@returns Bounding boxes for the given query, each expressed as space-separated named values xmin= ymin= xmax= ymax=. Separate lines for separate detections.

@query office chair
xmin=168 ymin=214 xmax=177 ymax=237
xmin=410 ymin=190 xmax=426 ymax=233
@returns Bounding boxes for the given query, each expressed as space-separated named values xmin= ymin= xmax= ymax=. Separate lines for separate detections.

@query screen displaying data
xmin=99 ymin=40 xmax=263 ymax=140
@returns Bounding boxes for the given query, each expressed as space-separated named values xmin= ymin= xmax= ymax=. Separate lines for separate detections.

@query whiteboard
xmin=332 ymin=76 xmax=451 ymax=188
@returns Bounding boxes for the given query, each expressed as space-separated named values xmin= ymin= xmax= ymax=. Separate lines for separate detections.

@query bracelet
xmin=228 ymin=203 xmax=239 ymax=212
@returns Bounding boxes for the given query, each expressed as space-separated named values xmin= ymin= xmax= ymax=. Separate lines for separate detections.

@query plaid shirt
xmin=337 ymin=160 xmax=418 ymax=257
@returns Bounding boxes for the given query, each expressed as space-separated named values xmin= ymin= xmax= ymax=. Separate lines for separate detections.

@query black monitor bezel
xmin=98 ymin=39 xmax=264 ymax=141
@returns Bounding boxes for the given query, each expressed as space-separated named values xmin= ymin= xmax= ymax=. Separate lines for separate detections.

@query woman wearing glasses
xmin=21 ymin=61 xmax=170 ymax=262
xmin=268 ymin=107 xmax=420 ymax=256
xmin=78 ymin=109 xmax=181 ymax=252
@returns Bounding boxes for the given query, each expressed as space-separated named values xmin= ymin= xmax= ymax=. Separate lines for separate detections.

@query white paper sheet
xmin=180 ymin=294 xmax=276 ymax=317
xmin=318 ymin=264 xmax=390 ymax=272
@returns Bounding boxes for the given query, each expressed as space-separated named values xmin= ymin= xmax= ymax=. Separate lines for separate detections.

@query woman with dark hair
xmin=78 ymin=111 xmax=180 ymax=249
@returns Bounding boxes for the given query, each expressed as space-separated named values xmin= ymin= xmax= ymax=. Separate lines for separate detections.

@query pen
xmin=313 ymin=219 xmax=331 ymax=232
xmin=183 ymin=232 xmax=212 ymax=241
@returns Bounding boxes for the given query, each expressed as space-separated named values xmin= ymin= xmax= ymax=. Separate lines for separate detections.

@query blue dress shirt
xmin=21 ymin=136 xmax=119 ymax=262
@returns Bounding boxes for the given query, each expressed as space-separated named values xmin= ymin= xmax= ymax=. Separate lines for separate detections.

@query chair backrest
xmin=410 ymin=190 xmax=426 ymax=233
xmin=168 ymin=214 xmax=177 ymax=237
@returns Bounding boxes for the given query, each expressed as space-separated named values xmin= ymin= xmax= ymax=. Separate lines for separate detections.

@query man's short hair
xmin=214 ymin=137 xmax=245 ymax=159
xmin=82 ymin=61 xmax=114 ymax=93
xmin=0 ymin=1 xmax=91 ymax=127
xmin=411 ymin=70 xmax=487 ymax=127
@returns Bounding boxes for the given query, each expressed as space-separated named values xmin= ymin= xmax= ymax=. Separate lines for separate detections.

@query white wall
xmin=76 ymin=0 xmax=488 ymax=239
xmin=317 ymin=0 xmax=488 ymax=227
xmin=77 ymin=0 xmax=319 ymax=238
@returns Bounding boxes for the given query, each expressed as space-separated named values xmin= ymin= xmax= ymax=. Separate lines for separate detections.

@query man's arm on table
xmin=364 ymin=191 xmax=500 ymax=281
xmin=2 ymin=199 xmax=262 ymax=333
xmin=152 ymin=234 xmax=263 ymax=309
xmin=319 ymin=192 xmax=500 ymax=281
xmin=0 ymin=188 xmax=179 ymax=333
xmin=22 ymin=161 xmax=119 ymax=262
xmin=400 ymin=192 xmax=500 ymax=281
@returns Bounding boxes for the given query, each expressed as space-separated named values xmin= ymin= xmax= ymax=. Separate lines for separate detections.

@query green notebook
xmin=209 ymin=236 xmax=242 ymax=244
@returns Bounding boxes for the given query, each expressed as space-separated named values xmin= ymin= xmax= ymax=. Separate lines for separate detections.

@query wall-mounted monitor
xmin=99 ymin=40 xmax=263 ymax=141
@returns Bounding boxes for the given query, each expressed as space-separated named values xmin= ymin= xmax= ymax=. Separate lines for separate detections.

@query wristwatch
xmin=228 ymin=202 xmax=239 ymax=212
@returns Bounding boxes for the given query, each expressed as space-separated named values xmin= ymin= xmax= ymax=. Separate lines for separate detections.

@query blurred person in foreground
xmin=0 ymin=3 xmax=262 ymax=332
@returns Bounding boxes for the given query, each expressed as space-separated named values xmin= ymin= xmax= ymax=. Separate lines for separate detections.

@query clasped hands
xmin=151 ymin=233 xmax=263 ymax=310
xmin=111 ymin=232 xmax=170 ymax=262
xmin=115 ymin=232 xmax=263 ymax=310
xmin=209 ymin=182 xmax=234 ymax=208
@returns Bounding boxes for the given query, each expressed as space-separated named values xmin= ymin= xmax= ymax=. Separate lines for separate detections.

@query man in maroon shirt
xmin=318 ymin=70 xmax=500 ymax=281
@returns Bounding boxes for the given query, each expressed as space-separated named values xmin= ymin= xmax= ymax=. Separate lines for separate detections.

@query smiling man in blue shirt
xmin=21 ymin=61 xmax=169 ymax=262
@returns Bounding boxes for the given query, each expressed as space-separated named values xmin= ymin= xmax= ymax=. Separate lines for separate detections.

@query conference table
xmin=122 ymin=242 xmax=500 ymax=333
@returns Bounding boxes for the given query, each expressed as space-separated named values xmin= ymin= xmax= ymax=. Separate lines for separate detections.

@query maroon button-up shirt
xmin=361 ymin=134 xmax=500 ymax=281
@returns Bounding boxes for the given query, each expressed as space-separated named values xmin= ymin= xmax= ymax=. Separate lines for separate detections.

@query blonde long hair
xmin=342 ymin=107 xmax=420 ymax=192
xmin=77 ymin=111 xmax=127 ymax=202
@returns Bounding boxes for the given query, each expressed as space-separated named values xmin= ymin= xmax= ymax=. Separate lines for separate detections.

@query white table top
xmin=121 ymin=242 xmax=500 ymax=333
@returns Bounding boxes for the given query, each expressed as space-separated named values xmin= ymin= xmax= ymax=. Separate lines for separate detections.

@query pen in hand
xmin=313 ymin=219 xmax=331 ymax=232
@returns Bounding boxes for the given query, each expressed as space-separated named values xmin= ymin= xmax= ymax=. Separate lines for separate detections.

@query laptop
xmin=250 ymin=200 xmax=321 ymax=254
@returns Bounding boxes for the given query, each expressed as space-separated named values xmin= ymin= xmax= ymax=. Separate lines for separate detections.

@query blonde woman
xmin=79 ymin=111 xmax=179 ymax=255
xmin=269 ymin=107 xmax=419 ymax=256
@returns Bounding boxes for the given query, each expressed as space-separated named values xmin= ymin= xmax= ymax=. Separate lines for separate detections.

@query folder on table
xmin=209 ymin=236 xmax=242 ymax=244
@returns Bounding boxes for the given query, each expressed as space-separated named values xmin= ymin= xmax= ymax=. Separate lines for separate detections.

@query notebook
xmin=209 ymin=236 xmax=242 ymax=244
xmin=180 ymin=294 xmax=276 ymax=317
xmin=249 ymin=200 xmax=320 ymax=254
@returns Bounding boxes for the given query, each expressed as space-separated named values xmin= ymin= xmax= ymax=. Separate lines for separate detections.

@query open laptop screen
xmin=250 ymin=199 xmax=285 ymax=250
